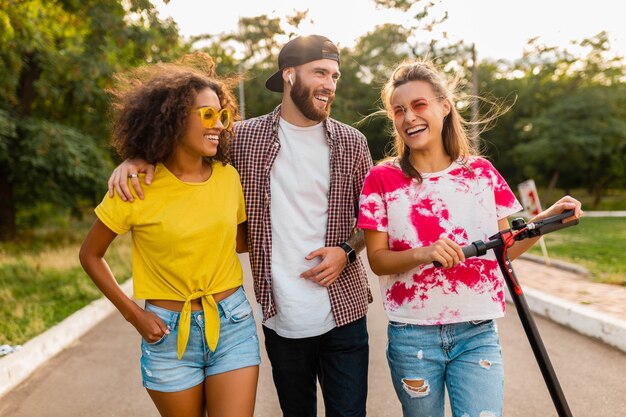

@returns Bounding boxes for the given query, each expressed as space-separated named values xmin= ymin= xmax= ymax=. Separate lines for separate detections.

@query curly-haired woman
xmin=79 ymin=54 xmax=259 ymax=417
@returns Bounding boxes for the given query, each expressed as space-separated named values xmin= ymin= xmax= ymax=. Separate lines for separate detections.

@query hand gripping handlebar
xmin=430 ymin=209 xmax=579 ymax=417
xmin=433 ymin=210 xmax=578 ymax=267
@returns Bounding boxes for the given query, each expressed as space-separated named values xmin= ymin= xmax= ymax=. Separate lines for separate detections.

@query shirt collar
xmin=272 ymin=104 xmax=337 ymax=146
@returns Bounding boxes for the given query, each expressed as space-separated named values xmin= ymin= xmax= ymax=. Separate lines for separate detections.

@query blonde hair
xmin=380 ymin=58 xmax=482 ymax=182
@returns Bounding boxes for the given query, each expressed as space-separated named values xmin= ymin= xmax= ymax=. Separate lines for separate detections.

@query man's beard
xmin=290 ymin=76 xmax=334 ymax=122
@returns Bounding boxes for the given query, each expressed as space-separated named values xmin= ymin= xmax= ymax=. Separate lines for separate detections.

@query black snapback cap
xmin=265 ymin=35 xmax=340 ymax=93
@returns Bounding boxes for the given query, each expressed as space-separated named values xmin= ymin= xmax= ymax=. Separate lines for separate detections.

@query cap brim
xmin=265 ymin=70 xmax=284 ymax=93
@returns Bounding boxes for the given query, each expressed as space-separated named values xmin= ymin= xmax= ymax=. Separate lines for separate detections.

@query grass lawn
xmin=0 ymin=214 xmax=131 ymax=345
xmin=531 ymin=187 xmax=626 ymax=211
xmin=527 ymin=216 xmax=626 ymax=286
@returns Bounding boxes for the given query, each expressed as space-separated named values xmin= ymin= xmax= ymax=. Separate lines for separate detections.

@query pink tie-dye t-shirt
xmin=358 ymin=157 xmax=523 ymax=325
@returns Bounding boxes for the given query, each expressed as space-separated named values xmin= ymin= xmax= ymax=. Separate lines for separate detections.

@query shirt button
xmin=198 ymin=315 xmax=203 ymax=321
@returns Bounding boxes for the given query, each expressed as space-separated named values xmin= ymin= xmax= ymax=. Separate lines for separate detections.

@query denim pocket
xmin=227 ymin=298 xmax=253 ymax=323
xmin=389 ymin=320 xmax=408 ymax=328
xmin=144 ymin=327 xmax=171 ymax=346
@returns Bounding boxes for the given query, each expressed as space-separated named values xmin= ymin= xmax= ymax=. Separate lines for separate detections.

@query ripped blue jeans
xmin=387 ymin=320 xmax=503 ymax=417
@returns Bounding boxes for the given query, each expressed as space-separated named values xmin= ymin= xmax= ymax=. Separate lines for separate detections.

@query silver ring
xmin=128 ymin=173 xmax=138 ymax=179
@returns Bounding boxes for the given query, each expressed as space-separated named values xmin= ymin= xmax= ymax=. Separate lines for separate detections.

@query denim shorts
xmin=387 ymin=319 xmax=503 ymax=417
xmin=140 ymin=287 xmax=260 ymax=392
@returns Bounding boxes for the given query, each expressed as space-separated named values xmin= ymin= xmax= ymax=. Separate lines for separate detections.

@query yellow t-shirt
xmin=95 ymin=162 xmax=246 ymax=358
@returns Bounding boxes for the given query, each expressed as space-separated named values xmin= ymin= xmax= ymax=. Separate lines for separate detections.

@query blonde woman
xmin=358 ymin=59 xmax=582 ymax=417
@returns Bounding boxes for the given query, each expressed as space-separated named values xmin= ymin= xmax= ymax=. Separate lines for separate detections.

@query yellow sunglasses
xmin=194 ymin=106 xmax=231 ymax=129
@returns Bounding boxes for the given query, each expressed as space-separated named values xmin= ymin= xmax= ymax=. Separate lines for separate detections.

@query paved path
xmin=513 ymin=257 xmax=626 ymax=322
xmin=1 ymin=256 xmax=626 ymax=416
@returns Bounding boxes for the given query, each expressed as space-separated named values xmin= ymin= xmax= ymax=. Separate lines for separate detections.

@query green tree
xmin=479 ymin=32 xmax=626 ymax=204
xmin=0 ymin=0 xmax=185 ymax=240
xmin=513 ymin=86 xmax=626 ymax=207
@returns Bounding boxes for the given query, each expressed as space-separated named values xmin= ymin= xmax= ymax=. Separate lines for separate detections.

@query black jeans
xmin=263 ymin=317 xmax=369 ymax=417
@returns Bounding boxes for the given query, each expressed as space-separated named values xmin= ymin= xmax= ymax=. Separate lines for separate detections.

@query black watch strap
xmin=339 ymin=242 xmax=356 ymax=264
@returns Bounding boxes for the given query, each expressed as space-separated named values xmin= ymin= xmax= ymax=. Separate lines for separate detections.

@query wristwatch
xmin=339 ymin=242 xmax=356 ymax=264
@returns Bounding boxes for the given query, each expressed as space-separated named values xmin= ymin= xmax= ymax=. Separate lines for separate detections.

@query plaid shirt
xmin=231 ymin=105 xmax=373 ymax=327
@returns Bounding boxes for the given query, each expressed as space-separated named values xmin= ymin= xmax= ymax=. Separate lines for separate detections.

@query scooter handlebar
xmin=529 ymin=210 xmax=578 ymax=236
xmin=462 ymin=243 xmax=480 ymax=258
xmin=432 ymin=210 xmax=579 ymax=267
xmin=432 ymin=243 xmax=481 ymax=268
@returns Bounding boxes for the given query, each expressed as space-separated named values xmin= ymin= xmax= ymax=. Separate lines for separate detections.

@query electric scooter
xmin=436 ymin=209 xmax=579 ymax=417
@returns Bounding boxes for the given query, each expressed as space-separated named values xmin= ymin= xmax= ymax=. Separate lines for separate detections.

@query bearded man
xmin=108 ymin=35 xmax=373 ymax=417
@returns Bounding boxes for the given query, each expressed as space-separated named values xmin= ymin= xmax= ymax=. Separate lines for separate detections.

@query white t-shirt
xmin=358 ymin=157 xmax=523 ymax=325
xmin=264 ymin=118 xmax=336 ymax=338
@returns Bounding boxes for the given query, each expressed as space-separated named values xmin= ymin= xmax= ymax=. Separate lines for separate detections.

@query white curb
xmin=0 ymin=279 xmax=133 ymax=398
xmin=506 ymin=286 xmax=626 ymax=353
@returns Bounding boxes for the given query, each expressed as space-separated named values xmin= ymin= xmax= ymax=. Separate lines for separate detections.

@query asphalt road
xmin=2 ymin=256 xmax=625 ymax=416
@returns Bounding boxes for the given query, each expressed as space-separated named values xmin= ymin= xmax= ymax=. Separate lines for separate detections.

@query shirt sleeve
xmin=352 ymin=133 xmax=374 ymax=220
xmin=357 ymin=167 xmax=388 ymax=232
xmin=94 ymin=193 xmax=132 ymax=235
xmin=487 ymin=162 xmax=523 ymax=220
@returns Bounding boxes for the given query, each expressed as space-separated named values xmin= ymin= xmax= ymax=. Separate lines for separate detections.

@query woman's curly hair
xmin=109 ymin=52 xmax=239 ymax=166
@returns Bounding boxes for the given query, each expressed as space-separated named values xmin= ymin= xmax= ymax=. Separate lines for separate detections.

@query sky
xmin=151 ymin=0 xmax=626 ymax=62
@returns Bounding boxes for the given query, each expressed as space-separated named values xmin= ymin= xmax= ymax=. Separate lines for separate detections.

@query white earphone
xmin=288 ymin=73 xmax=294 ymax=86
